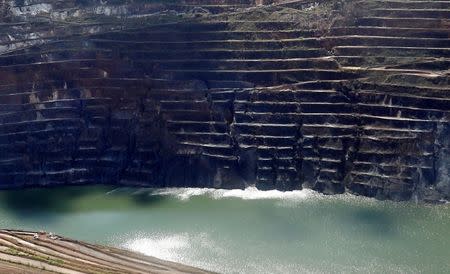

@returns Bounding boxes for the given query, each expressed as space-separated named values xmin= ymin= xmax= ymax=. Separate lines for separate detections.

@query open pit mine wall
xmin=0 ymin=0 xmax=449 ymax=202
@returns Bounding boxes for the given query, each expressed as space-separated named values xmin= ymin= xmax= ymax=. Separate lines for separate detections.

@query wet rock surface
xmin=0 ymin=0 xmax=449 ymax=202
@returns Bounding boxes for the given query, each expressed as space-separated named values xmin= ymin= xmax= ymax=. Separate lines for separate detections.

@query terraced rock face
xmin=0 ymin=0 xmax=449 ymax=202
xmin=0 ymin=229 xmax=212 ymax=274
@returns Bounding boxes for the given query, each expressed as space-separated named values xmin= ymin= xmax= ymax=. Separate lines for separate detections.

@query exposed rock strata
xmin=0 ymin=229 xmax=212 ymax=274
xmin=0 ymin=0 xmax=449 ymax=202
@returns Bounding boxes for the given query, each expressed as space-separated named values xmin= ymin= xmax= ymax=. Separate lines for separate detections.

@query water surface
xmin=0 ymin=186 xmax=449 ymax=273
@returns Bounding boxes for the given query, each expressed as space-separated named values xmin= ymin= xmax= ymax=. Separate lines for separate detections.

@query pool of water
xmin=0 ymin=186 xmax=449 ymax=273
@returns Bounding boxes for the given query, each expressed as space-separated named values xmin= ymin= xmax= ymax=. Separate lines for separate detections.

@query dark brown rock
xmin=0 ymin=0 xmax=449 ymax=203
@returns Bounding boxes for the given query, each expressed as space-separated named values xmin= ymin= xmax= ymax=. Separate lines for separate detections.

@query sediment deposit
xmin=0 ymin=229 xmax=213 ymax=274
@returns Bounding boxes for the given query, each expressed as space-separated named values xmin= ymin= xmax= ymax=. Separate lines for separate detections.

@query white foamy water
xmin=148 ymin=186 xmax=321 ymax=201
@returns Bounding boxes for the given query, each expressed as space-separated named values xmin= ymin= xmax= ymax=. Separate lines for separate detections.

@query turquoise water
xmin=0 ymin=186 xmax=449 ymax=273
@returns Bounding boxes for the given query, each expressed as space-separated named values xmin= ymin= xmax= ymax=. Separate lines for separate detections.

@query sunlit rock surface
xmin=0 ymin=229 xmax=212 ymax=274
xmin=0 ymin=0 xmax=449 ymax=202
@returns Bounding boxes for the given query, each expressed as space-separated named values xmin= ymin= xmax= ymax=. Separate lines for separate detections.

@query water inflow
xmin=0 ymin=186 xmax=449 ymax=273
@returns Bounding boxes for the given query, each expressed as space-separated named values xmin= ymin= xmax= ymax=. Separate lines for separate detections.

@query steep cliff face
xmin=0 ymin=0 xmax=449 ymax=202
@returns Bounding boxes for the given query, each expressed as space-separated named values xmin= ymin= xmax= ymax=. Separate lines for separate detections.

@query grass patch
xmin=4 ymin=247 xmax=64 ymax=266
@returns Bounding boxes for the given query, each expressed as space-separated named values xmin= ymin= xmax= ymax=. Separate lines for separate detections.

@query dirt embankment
xmin=0 ymin=229 xmax=213 ymax=274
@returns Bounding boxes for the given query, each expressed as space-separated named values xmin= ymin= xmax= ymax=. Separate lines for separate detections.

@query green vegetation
xmin=4 ymin=247 xmax=64 ymax=266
